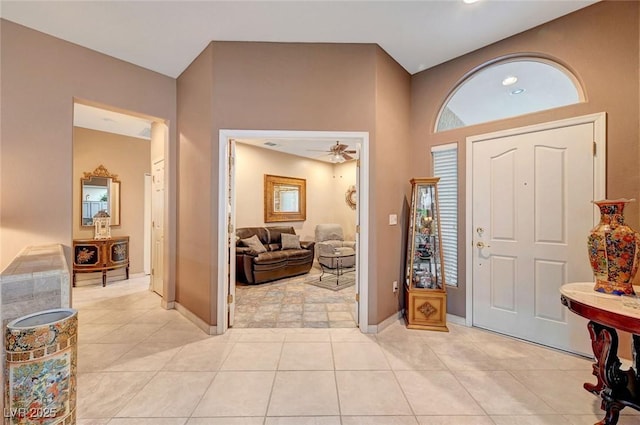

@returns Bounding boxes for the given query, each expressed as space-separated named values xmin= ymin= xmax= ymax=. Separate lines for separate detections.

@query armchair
xmin=314 ymin=224 xmax=356 ymax=268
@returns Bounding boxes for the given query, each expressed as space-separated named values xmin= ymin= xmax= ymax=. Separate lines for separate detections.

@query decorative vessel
xmin=588 ymin=199 xmax=640 ymax=295
xmin=5 ymin=308 xmax=78 ymax=425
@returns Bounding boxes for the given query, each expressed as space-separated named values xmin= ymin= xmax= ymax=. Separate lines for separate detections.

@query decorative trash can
xmin=4 ymin=308 xmax=77 ymax=425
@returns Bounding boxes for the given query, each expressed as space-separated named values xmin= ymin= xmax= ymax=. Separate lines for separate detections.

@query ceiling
xmin=74 ymin=103 xmax=153 ymax=140
xmin=4 ymin=0 xmax=598 ymax=158
xmin=235 ymin=137 xmax=362 ymax=164
xmin=1 ymin=1 xmax=597 ymax=78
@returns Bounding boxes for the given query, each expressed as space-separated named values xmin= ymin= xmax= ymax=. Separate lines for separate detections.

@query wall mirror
xmin=264 ymin=174 xmax=306 ymax=222
xmin=81 ymin=165 xmax=121 ymax=227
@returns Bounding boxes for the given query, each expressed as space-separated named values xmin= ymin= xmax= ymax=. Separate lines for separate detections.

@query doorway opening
xmin=218 ymin=130 xmax=370 ymax=334
xmin=71 ymin=100 xmax=170 ymax=303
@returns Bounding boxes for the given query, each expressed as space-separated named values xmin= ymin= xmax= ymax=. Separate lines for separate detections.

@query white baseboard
xmin=447 ymin=313 xmax=467 ymax=326
xmin=366 ymin=310 xmax=404 ymax=334
xmin=161 ymin=300 xmax=175 ymax=310
xmin=174 ymin=302 xmax=218 ymax=335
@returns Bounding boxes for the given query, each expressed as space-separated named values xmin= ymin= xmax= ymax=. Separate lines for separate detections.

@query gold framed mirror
xmin=264 ymin=174 xmax=306 ymax=222
xmin=81 ymin=165 xmax=121 ymax=227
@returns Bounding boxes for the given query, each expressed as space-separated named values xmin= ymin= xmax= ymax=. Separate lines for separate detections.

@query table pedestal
xmin=560 ymin=282 xmax=640 ymax=425
xmin=582 ymin=321 xmax=640 ymax=425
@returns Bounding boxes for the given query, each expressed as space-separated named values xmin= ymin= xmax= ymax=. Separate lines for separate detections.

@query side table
xmin=560 ymin=282 xmax=640 ymax=425
xmin=318 ymin=253 xmax=355 ymax=285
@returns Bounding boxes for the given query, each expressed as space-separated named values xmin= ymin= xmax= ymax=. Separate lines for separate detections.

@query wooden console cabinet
xmin=72 ymin=236 xmax=129 ymax=287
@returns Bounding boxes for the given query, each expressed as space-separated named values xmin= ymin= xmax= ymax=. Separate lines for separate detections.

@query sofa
xmin=235 ymin=226 xmax=315 ymax=284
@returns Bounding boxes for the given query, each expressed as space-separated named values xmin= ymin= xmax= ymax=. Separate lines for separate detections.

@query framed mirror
xmin=81 ymin=165 xmax=121 ymax=227
xmin=264 ymin=174 xmax=306 ymax=222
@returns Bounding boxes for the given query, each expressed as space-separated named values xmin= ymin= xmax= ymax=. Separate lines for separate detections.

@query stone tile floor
xmin=234 ymin=265 xmax=357 ymax=328
xmin=73 ymin=275 xmax=640 ymax=424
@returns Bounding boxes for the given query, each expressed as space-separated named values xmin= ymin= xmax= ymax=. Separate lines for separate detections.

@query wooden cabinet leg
xmin=72 ymin=271 xmax=76 ymax=287
xmin=126 ymin=266 xmax=130 ymax=280
xmin=102 ymin=271 xmax=106 ymax=287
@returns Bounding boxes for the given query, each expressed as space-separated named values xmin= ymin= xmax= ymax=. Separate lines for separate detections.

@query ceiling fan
xmin=311 ymin=141 xmax=357 ymax=163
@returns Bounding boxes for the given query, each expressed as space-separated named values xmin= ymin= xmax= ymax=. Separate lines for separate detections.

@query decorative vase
xmin=5 ymin=308 xmax=78 ymax=425
xmin=588 ymin=199 xmax=640 ymax=295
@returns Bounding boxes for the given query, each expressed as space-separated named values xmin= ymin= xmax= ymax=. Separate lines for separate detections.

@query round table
xmin=560 ymin=282 xmax=640 ymax=425
xmin=318 ymin=252 xmax=355 ymax=285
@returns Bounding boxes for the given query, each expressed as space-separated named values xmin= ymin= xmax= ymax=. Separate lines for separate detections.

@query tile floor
xmin=234 ymin=264 xmax=357 ymax=328
xmin=74 ymin=276 xmax=640 ymax=425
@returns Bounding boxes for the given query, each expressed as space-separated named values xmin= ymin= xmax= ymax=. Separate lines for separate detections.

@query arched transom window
xmin=436 ymin=57 xmax=584 ymax=132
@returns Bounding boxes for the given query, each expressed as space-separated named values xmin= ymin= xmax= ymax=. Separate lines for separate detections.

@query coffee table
xmin=318 ymin=252 xmax=355 ymax=285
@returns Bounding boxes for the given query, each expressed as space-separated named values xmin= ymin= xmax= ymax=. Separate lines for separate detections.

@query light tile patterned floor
xmin=74 ymin=276 xmax=640 ymax=425
xmin=234 ymin=265 xmax=357 ymax=328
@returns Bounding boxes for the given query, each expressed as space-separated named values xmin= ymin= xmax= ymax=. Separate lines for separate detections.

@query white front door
xmin=151 ymin=159 xmax=165 ymax=296
xmin=471 ymin=115 xmax=605 ymax=355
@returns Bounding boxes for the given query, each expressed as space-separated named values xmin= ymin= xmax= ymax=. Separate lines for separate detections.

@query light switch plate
xmin=389 ymin=214 xmax=398 ymax=225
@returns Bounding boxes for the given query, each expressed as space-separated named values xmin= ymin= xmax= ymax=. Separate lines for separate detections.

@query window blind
xmin=432 ymin=144 xmax=458 ymax=287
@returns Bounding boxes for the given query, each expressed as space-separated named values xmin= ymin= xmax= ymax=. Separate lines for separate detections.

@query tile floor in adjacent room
xmin=74 ymin=276 xmax=640 ymax=425
xmin=234 ymin=264 xmax=357 ymax=328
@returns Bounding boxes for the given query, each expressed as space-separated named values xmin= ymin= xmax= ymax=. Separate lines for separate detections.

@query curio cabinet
xmin=404 ymin=177 xmax=448 ymax=331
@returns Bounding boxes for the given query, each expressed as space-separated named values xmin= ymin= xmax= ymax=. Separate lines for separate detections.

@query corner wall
xmin=177 ymin=41 xmax=406 ymax=326
xmin=176 ymin=43 xmax=216 ymax=322
xmin=373 ymin=46 xmax=413 ymax=322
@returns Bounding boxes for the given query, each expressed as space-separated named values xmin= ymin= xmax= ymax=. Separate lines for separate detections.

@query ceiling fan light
xmin=331 ymin=152 xmax=345 ymax=163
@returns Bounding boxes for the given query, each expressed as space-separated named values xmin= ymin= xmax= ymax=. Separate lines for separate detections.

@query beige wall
xmin=235 ymin=143 xmax=356 ymax=241
xmin=178 ymin=41 xmax=410 ymax=326
xmin=73 ymin=127 xmax=150 ymax=277
xmin=331 ymin=161 xmax=358 ymax=241
xmin=410 ymin=1 xmax=640 ymax=316
xmin=374 ymin=46 xmax=413 ymax=321
xmin=176 ymin=44 xmax=215 ymax=321
xmin=0 ymin=20 xmax=177 ymax=274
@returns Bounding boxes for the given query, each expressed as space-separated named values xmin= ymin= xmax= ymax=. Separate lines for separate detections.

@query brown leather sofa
xmin=236 ymin=226 xmax=315 ymax=284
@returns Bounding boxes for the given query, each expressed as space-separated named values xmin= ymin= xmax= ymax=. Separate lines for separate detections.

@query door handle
xmin=476 ymin=241 xmax=491 ymax=249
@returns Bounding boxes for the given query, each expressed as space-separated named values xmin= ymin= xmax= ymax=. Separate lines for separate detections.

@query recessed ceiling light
xmin=502 ymin=76 xmax=518 ymax=86
xmin=510 ymin=88 xmax=526 ymax=95
xmin=463 ymin=0 xmax=481 ymax=3
xmin=264 ymin=141 xmax=278 ymax=147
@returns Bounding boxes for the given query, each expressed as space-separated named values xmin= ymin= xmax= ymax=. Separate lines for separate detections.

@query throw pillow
xmin=240 ymin=234 xmax=267 ymax=254
xmin=281 ymin=233 xmax=301 ymax=250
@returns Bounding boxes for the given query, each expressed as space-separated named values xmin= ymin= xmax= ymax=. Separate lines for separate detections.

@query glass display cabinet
xmin=404 ymin=177 xmax=448 ymax=331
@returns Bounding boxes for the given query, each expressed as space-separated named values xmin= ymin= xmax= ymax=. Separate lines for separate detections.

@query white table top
xmin=560 ymin=282 xmax=640 ymax=320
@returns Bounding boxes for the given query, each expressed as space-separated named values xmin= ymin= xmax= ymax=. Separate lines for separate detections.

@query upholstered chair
xmin=314 ymin=224 xmax=356 ymax=268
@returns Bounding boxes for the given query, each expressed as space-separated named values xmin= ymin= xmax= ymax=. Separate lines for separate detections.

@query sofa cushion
xmin=281 ymin=233 xmax=301 ymax=250
xmin=236 ymin=227 xmax=270 ymax=244
xmin=253 ymin=251 xmax=289 ymax=265
xmin=315 ymin=224 xmax=344 ymax=242
xmin=266 ymin=226 xmax=296 ymax=244
xmin=283 ymin=249 xmax=313 ymax=261
xmin=240 ymin=234 xmax=267 ymax=254
xmin=334 ymin=247 xmax=355 ymax=256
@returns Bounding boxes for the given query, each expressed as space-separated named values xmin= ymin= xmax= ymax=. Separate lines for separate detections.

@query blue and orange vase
xmin=588 ymin=199 xmax=640 ymax=296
